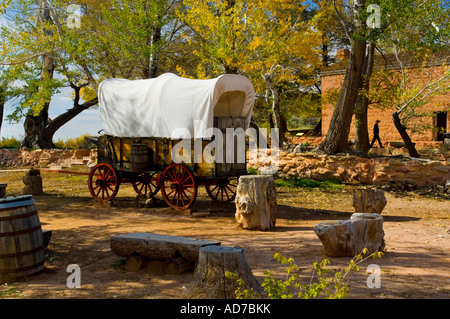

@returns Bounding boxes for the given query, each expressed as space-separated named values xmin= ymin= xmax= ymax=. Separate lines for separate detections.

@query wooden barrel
xmin=131 ymin=143 xmax=149 ymax=172
xmin=0 ymin=195 xmax=45 ymax=283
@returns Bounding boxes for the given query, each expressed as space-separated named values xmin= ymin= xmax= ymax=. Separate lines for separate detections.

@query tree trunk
xmin=183 ymin=245 xmax=261 ymax=299
xmin=22 ymin=1 xmax=55 ymax=149
xmin=305 ymin=118 xmax=322 ymax=136
xmin=315 ymin=0 xmax=367 ymax=154
xmin=235 ymin=175 xmax=277 ymax=230
xmin=322 ymin=36 xmax=329 ymax=67
xmin=42 ymin=96 xmax=98 ymax=144
xmin=355 ymin=42 xmax=375 ymax=154
xmin=265 ymin=78 xmax=287 ymax=144
xmin=143 ymin=27 xmax=162 ymax=79
xmin=392 ymin=111 xmax=420 ymax=158
xmin=0 ymin=86 xmax=4 ymax=136
xmin=22 ymin=111 xmax=54 ymax=149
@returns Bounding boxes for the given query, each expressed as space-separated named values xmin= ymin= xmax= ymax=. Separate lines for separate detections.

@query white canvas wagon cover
xmin=98 ymin=73 xmax=255 ymax=139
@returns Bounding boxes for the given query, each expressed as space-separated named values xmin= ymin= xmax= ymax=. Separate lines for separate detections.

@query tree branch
xmin=333 ymin=0 xmax=352 ymax=44
xmin=397 ymin=73 xmax=449 ymax=114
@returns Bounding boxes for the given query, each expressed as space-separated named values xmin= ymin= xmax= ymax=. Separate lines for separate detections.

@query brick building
xmin=320 ymin=49 xmax=449 ymax=148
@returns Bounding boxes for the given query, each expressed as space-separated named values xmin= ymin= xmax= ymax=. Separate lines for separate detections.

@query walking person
xmin=370 ymin=120 xmax=384 ymax=148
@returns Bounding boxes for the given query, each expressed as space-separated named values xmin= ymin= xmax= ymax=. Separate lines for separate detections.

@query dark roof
xmin=321 ymin=50 xmax=450 ymax=76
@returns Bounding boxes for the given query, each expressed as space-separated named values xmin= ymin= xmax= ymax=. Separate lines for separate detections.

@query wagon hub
xmin=171 ymin=183 xmax=180 ymax=191
xmin=217 ymin=179 xmax=229 ymax=188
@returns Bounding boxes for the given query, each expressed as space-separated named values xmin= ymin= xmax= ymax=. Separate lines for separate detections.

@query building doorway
xmin=435 ymin=112 xmax=447 ymax=141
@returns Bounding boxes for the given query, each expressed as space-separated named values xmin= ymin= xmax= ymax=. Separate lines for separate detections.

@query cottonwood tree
xmin=314 ymin=0 xmax=367 ymax=154
xmin=177 ymin=0 xmax=322 ymax=143
xmin=0 ymin=0 xmax=97 ymax=147
xmin=0 ymin=0 xmax=177 ymax=148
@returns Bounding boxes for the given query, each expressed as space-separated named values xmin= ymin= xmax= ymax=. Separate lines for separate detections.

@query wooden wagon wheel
xmin=132 ymin=173 xmax=160 ymax=199
xmin=88 ymin=163 xmax=120 ymax=202
xmin=160 ymin=163 xmax=197 ymax=210
xmin=206 ymin=177 xmax=238 ymax=203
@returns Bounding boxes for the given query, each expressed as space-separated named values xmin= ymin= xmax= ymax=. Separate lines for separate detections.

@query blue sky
xmin=1 ymin=87 xmax=103 ymax=141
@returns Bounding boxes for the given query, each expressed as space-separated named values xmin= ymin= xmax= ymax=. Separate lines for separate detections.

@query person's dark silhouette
xmin=370 ymin=120 xmax=384 ymax=148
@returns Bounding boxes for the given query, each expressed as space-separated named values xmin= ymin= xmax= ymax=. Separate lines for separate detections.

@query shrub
xmin=0 ymin=136 xmax=22 ymax=149
xmin=54 ymin=135 xmax=95 ymax=150
xmin=275 ymin=177 xmax=342 ymax=189
xmin=226 ymin=249 xmax=383 ymax=299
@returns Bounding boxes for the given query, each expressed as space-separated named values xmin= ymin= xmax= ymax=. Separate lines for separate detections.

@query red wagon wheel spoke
xmin=132 ymin=173 xmax=160 ymax=199
xmin=206 ymin=177 xmax=238 ymax=204
xmin=88 ymin=163 xmax=120 ymax=202
xmin=161 ymin=163 xmax=197 ymax=210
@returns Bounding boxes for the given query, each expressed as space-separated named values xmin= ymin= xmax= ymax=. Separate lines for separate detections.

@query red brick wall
xmin=321 ymin=65 xmax=449 ymax=148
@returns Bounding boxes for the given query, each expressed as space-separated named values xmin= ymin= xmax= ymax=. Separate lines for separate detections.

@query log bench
xmin=110 ymin=233 xmax=221 ymax=274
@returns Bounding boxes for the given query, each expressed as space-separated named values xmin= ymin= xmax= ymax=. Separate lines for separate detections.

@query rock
xmin=433 ymin=165 xmax=449 ymax=173
xmin=313 ymin=213 xmax=385 ymax=258
xmin=387 ymin=159 xmax=404 ymax=166
xmin=293 ymin=144 xmax=307 ymax=154
xmin=352 ymin=188 xmax=387 ymax=214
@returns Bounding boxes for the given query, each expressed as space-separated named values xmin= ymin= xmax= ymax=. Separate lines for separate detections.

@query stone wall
xmin=0 ymin=149 xmax=97 ymax=168
xmin=249 ymin=151 xmax=450 ymax=187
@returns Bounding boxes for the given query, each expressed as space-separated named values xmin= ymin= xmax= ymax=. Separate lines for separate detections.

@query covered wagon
xmin=86 ymin=73 xmax=256 ymax=209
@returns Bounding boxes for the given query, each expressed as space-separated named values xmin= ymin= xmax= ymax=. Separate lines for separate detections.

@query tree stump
xmin=235 ymin=175 xmax=277 ymax=230
xmin=183 ymin=246 xmax=261 ymax=299
xmin=313 ymin=213 xmax=385 ymax=257
xmin=352 ymin=188 xmax=387 ymax=214
xmin=0 ymin=183 xmax=7 ymax=198
xmin=23 ymin=169 xmax=43 ymax=195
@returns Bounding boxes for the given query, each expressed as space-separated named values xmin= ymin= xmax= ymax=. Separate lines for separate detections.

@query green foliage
xmin=226 ymin=249 xmax=383 ymax=299
xmin=0 ymin=136 xmax=21 ymax=149
xmin=111 ymin=258 xmax=126 ymax=269
xmin=247 ymin=167 xmax=258 ymax=175
xmin=275 ymin=177 xmax=342 ymax=189
xmin=53 ymin=135 xmax=94 ymax=150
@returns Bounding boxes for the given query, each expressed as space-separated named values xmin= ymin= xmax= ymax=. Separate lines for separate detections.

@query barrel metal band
xmin=0 ymin=243 xmax=46 ymax=258
xmin=0 ymin=225 xmax=42 ymax=238
xmin=0 ymin=260 xmax=45 ymax=274
xmin=0 ymin=209 xmax=38 ymax=221
xmin=0 ymin=199 xmax=35 ymax=210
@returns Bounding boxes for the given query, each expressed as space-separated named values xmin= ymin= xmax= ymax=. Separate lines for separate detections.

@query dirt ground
xmin=0 ymin=169 xmax=449 ymax=300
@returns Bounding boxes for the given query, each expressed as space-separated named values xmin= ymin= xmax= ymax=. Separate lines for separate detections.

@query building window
xmin=434 ymin=112 xmax=447 ymax=141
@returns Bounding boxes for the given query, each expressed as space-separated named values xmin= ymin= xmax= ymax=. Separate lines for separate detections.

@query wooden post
xmin=183 ymin=246 xmax=261 ymax=299
xmin=0 ymin=183 xmax=6 ymax=198
xmin=23 ymin=169 xmax=43 ymax=195
xmin=235 ymin=175 xmax=277 ymax=230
